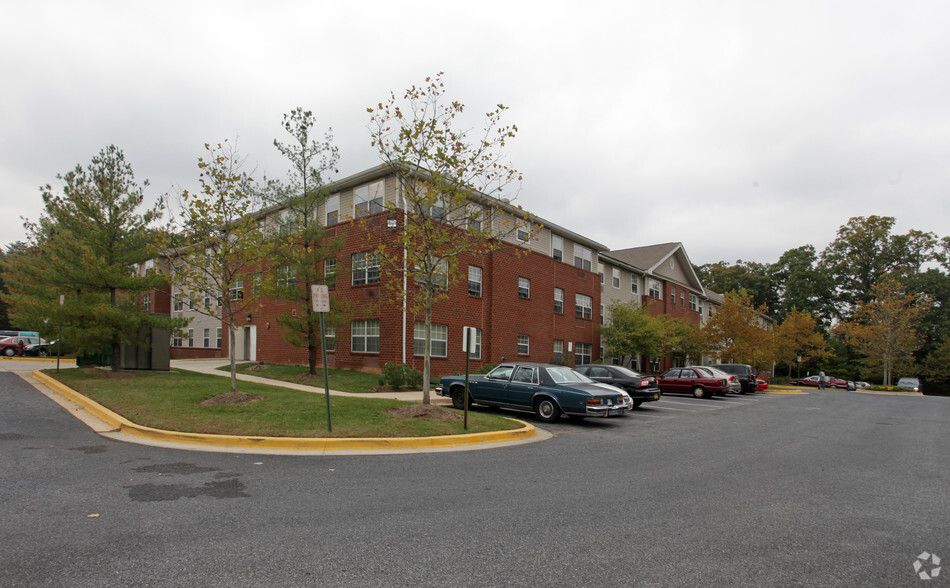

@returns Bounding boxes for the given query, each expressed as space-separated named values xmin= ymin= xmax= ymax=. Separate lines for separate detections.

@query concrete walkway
xmin=169 ymin=358 xmax=452 ymax=405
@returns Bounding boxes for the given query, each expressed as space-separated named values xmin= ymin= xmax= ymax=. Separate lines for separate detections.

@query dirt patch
xmin=247 ymin=363 xmax=268 ymax=371
xmin=386 ymin=404 xmax=461 ymax=421
xmin=200 ymin=391 xmax=265 ymax=406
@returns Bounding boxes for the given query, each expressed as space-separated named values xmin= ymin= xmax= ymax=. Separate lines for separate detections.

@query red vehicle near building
xmin=657 ymin=367 xmax=731 ymax=399
xmin=789 ymin=375 xmax=849 ymax=389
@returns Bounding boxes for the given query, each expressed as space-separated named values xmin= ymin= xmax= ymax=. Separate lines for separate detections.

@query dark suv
xmin=710 ymin=363 xmax=757 ymax=394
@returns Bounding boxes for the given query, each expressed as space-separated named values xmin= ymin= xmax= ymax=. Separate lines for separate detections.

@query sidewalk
xmin=170 ymin=359 xmax=452 ymax=405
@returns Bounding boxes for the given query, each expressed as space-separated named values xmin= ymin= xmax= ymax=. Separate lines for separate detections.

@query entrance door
xmin=239 ymin=325 xmax=256 ymax=361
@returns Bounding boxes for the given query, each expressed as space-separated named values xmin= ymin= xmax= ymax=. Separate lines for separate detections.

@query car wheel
xmin=534 ymin=397 xmax=562 ymax=423
xmin=692 ymin=386 xmax=707 ymax=399
xmin=633 ymin=400 xmax=643 ymax=408
xmin=450 ymin=387 xmax=470 ymax=410
xmin=38 ymin=349 xmax=49 ymax=357
xmin=3 ymin=348 xmax=14 ymax=357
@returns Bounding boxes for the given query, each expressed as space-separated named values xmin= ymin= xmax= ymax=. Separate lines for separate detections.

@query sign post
xmin=311 ymin=285 xmax=332 ymax=432
xmin=462 ymin=327 xmax=477 ymax=430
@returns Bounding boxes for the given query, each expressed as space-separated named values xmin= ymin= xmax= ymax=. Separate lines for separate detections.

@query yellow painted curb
xmin=32 ymin=370 xmax=536 ymax=450
xmin=1 ymin=356 xmax=76 ymax=363
xmin=763 ymin=387 xmax=805 ymax=394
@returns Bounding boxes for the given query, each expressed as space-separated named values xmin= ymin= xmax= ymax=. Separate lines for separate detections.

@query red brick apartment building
xmin=166 ymin=165 xmax=609 ymax=378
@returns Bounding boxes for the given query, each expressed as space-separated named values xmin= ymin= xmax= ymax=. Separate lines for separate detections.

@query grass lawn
xmin=223 ymin=362 xmax=388 ymax=393
xmin=46 ymin=367 xmax=521 ymax=438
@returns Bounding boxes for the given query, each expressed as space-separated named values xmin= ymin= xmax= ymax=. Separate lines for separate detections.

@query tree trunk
xmin=422 ymin=292 xmax=432 ymax=405
xmin=110 ymin=287 xmax=121 ymax=372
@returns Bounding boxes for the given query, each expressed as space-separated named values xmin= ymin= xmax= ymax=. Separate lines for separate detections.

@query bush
xmin=381 ymin=362 xmax=408 ymax=389
xmin=381 ymin=362 xmax=425 ymax=390
xmin=478 ymin=363 xmax=496 ymax=374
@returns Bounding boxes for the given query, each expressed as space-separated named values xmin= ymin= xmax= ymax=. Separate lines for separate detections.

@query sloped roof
xmin=602 ymin=242 xmax=706 ymax=294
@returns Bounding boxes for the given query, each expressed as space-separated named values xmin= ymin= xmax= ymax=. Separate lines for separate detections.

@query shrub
xmin=381 ymin=362 xmax=408 ymax=389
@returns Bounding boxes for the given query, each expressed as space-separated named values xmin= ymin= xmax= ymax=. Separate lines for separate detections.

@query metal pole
xmin=319 ymin=312 xmax=332 ymax=432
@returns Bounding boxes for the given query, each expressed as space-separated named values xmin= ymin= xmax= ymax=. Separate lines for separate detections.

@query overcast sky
xmin=3 ymin=1 xmax=948 ymax=266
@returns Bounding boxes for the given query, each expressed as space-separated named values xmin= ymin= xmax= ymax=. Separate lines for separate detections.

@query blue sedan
xmin=435 ymin=363 xmax=627 ymax=423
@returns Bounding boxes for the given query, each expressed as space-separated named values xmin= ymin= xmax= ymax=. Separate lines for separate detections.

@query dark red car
xmin=657 ymin=367 xmax=730 ymax=399
xmin=789 ymin=375 xmax=848 ymax=389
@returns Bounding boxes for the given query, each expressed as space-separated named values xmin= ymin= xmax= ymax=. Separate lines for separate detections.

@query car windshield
xmin=547 ymin=367 xmax=592 ymax=384
xmin=612 ymin=366 xmax=643 ymax=378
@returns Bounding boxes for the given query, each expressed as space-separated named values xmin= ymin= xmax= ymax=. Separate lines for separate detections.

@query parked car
xmin=789 ymin=375 xmax=849 ymax=389
xmin=710 ymin=363 xmax=757 ymax=394
xmin=755 ymin=379 xmax=769 ymax=391
xmin=574 ymin=364 xmax=661 ymax=408
xmin=896 ymin=377 xmax=921 ymax=392
xmin=0 ymin=336 xmax=33 ymax=357
xmin=435 ymin=363 xmax=628 ymax=422
xmin=24 ymin=341 xmax=58 ymax=357
xmin=657 ymin=367 xmax=730 ymax=399
xmin=694 ymin=366 xmax=740 ymax=395
xmin=854 ymin=381 xmax=871 ymax=389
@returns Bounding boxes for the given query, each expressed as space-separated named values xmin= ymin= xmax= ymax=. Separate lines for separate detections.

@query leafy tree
xmin=920 ymin=335 xmax=950 ymax=386
xmin=773 ymin=308 xmax=830 ymax=377
xmin=656 ymin=314 xmax=703 ymax=366
xmin=695 ymin=260 xmax=775 ymax=312
xmin=836 ymin=278 xmax=931 ymax=385
xmin=262 ymin=108 xmax=344 ymax=375
xmin=3 ymin=146 xmax=172 ymax=370
xmin=164 ymin=141 xmax=273 ymax=400
xmin=701 ymin=290 xmax=773 ymax=372
xmin=769 ymin=245 xmax=836 ymax=324
xmin=600 ymin=301 xmax=668 ymax=365
xmin=367 ymin=73 xmax=529 ymax=403
xmin=820 ymin=216 xmax=940 ymax=318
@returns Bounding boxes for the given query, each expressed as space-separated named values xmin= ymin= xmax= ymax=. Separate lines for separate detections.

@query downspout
xmin=399 ymin=187 xmax=407 ymax=364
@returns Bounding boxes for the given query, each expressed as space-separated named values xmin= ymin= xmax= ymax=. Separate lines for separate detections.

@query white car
xmin=695 ymin=366 xmax=741 ymax=394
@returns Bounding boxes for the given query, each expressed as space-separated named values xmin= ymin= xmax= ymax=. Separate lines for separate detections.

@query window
xmin=352 ymin=252 xmax=380 ymax=285
xmin=252 ymin=273 xmax=262 ymax=297
xmin=277 ymin=266 xmax=296 ymax=289
xmin=172 ymin=332 xmax=182 ymax=347
xmin=671 ymin=285 xmax=676 ymax=300
xmin=143 ymin=293 xmax=151 ymax=311
xmin=203 ymin=291 xmax=212 ymax=308
xmin=574 ymin=246 xmax=592 ymax=271
xmin=229 ymin=278 xmax=244 ymax=301
xmin=324 ymin=325 xmax=335 ymax=351
xmin=468 ymin=266 xmax=482 ymax=297
xmin=612 ymin=268 xmax=620 ymax=289
xmin=216 ymin=327 xmax=222 ymax=348
xmin=351 ymin=320 xmax=380 ymax=353
xmin=554 ymin=288 xmax=564 ymax=313
xmin=414 ymin=323 xmax=448 ymax=357
xmin=354 ymin=181 xmax=384 ymax=217
xmin=467 ymin=205 xmax=483 ymax=231
xmin=326 ymin=194 xmax=340 ymax=225
xmin=277 ymin=209 xmax=298 ymax=235
xmin=681 ymin=291 xmax=685 ymax=307
xmin=187 ymin=328 xmax=194 ymax=348
xmin=649 ymin=280 xmax=661 ymax=298
xmin=553 ymin=340 xmax=564 ymax=363
xmin=324 ymin=258 xmax=337 ymax=287
xmin=631 ymin=277 xmax=639 ymax=294
xmin=600 ymin=304 xmax=605 ymax=325
xmin=517 ymin=228 xmax=529 ymax=243
xmin=552 ymin=235 xmax=563 ymax=262
xmin=598 ymin=262 xmax=604 ymax=284
xmin=415 ymin=258 xmax=448 ymax=290
xmin=575 ymin=342 xmax=592 ymax=365
xmin=689 ymin=294 xmax=698 ymax=311
xmin=422 ymin=199 xmax=446 ymax=222
xmin=203 ymin=328 xmax=210 ymax=348
xmin=698 ymin=300 xmax=704 ymax=314
xmin=173 ymin=295 xmax=184 ymax=311
xmin=512 ymin=366 xmax=538 ymax=384
xmin=518 ymin=277 xmax=530 ymax=299
xmin=576 ymin=293 xmax=592 ymax=319
xmin=517 ymin=334 xmax=529 ymax=355
xmin=468 ymin=328 xmax=482 ymax=359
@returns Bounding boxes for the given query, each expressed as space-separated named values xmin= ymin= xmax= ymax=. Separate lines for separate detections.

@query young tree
xmin=773 ymin=308 xmax=830 ymax=377
xmin=367 ymin=73 xmax=529 ymax=403
xmin=701 ymin=290 xmax=773 ymax=372
xmin=836 ymin=278 xmax=931 ymax=385
xmin=165 ymin=141 xmax=272 ymax=400
xmin=599 ymin=301 xmax=667 ymax=365
xmin=4 ymin=146 xmax=172 ymax=370
xmin=262 ymin=108 xmax=343 ymax=375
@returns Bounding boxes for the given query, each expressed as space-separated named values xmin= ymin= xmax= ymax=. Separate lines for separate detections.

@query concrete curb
xmin=31 ymin=370 xmax=537 ymax=452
